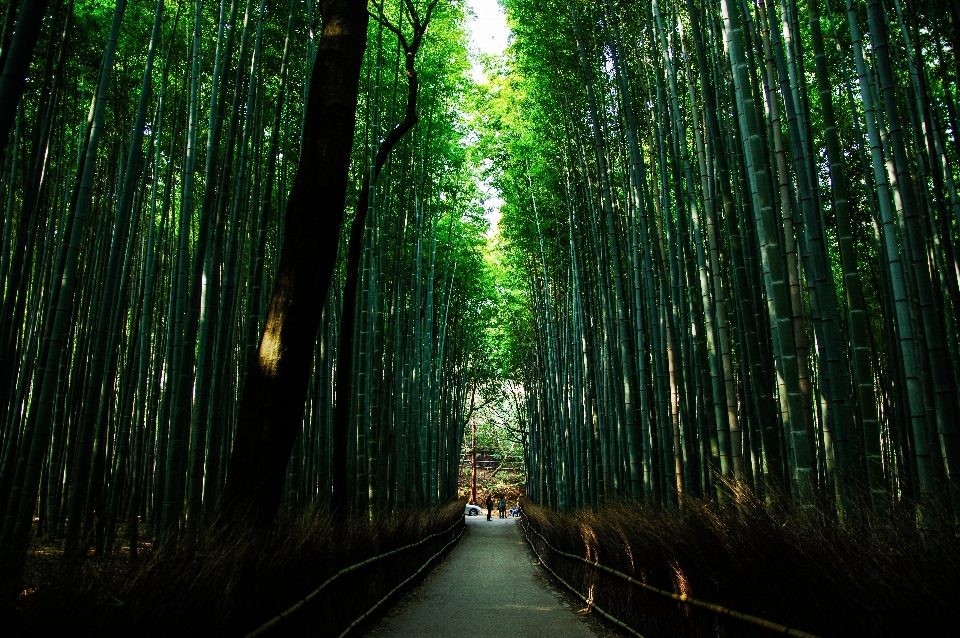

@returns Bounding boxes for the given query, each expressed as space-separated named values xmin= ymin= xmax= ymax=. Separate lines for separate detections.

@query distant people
xmin=510 ymin=499 xmax=520 ymax=517
xmin=486 ymin=495 xmax=493 ymax=521
xmin=498 ymin=495 xmax=507 ymax=519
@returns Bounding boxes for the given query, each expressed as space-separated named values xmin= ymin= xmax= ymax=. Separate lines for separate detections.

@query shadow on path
xmin=362 ymin=515 xmax=598 ymax=637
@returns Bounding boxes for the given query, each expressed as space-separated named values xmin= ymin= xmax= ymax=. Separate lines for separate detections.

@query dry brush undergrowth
xmin=524 ymin=487 xmax=960 ymax=637
xmin=8 ymin=498 xmax=466 ymax=637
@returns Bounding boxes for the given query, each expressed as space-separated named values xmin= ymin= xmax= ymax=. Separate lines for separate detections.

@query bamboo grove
xmin=0 ymin=0 xmax=494 ymax=573
xmin=487 ymin=0 xmax=960 ymax=514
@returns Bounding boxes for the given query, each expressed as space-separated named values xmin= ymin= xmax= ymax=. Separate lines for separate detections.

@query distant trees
xmin=491 ymin=0 xmax=960 ymax=516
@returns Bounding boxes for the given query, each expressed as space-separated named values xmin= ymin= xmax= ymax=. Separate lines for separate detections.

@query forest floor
xmin=361 ymin=515 xmax=621 ymax=637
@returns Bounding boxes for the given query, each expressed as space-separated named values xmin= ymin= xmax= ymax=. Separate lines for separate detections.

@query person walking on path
xmin=498 ymin=495 xmax=507 ymax=519
xmin=485 ymin=495 xmax=493 ymax=521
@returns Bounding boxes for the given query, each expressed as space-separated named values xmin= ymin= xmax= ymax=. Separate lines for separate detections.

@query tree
xmin=223 ymin=0 xmax=371 ymax=524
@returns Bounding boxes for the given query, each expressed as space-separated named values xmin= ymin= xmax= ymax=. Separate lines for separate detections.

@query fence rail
xmin=335 ymin=526 xmax=464 ymax=637
xmin=245 ymin=515 xmax=465 ymax=638
xmin=519 ymin=509 xmax=819 ymax=638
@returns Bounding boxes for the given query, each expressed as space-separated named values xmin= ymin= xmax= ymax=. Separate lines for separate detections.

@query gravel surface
xmin=362 ymin=515 xmax=623 ymax=637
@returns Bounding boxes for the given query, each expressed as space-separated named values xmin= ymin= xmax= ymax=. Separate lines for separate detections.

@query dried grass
xmin=523 ymin=486 xmax=960 ymax=637
xmin=8 ymin=499 xmax=465 ymax=637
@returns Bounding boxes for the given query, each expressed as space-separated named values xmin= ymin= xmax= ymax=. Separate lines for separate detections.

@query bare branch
xmin=423 ymin=0 xmax=440 ymax=29
xmin=367 ymin=8 xmax=410 ymax=50
xmin=403 ymin=0 xmax=420 ymax=29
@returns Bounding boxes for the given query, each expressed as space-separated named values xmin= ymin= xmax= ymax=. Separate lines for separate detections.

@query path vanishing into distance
xmin=364 ymin=516 xmax=603 ymax=637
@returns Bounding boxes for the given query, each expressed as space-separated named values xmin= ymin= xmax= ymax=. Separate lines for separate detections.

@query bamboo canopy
xmin=0 ymin=0 xmax=959 ymax=587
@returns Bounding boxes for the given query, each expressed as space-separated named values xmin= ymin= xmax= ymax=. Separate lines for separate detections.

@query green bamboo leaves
xmin=493 ymin=0 xmax=960 ymax=515
xmin=0 ymin=0 xmax=492 ymax=586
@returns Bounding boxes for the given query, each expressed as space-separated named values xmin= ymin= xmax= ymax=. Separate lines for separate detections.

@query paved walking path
xmin=363 ymin=515 xmax=599 ymax=637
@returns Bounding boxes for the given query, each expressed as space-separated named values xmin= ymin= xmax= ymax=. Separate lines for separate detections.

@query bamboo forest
xmin=1 ymin=0 xmax=960 ymax=635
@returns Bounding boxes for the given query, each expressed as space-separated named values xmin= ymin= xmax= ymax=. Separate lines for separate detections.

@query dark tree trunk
xmin=223 ymin=0 xmax=369 ymax=524
xmin=0 ymin=0 xmax=49 ymax=154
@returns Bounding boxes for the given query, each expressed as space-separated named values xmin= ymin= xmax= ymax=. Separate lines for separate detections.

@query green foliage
xmin=482 ymin=0 xmax=960 ymax=514
xmin=0 ymin=0 xmax=506 ymax=570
